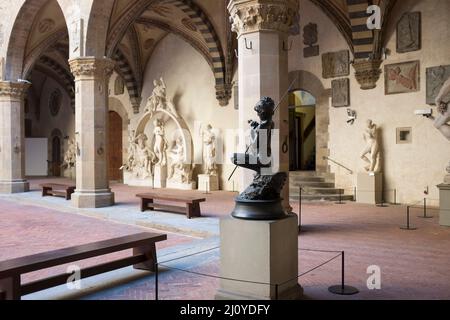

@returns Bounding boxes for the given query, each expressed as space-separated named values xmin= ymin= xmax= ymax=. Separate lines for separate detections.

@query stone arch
xmin=289 ymin=70 xmax=330 ymax=173
xmin=84 ymin=0 xmax=116 ymax=57
xmin=135 ymin=109 xmax=194 ymax=164
xmin=109 ymin=97 xmax=130 ymax=131
xmin=4 ymin=0 xmax=69 ymax=81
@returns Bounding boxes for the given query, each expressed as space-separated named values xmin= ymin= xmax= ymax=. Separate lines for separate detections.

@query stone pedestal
xmin=357 ymin=172 xmax=383 ymax=204
xmin=198 ymin=174 xmax=219 ymax=192
xmin=216 ymin=214 xmax=302 ymax=300
xmin=123 ymin=171 xmax=153 ymax=187
xmin=69 ymin=57 xmax=115 ymax=208
xmin=0 ymin=82 xmax=30 ymax=194
xmin=153 ymin=165 xmax=167 ymax=188
xmin=437 ymin=184 xmax=450 ymax=227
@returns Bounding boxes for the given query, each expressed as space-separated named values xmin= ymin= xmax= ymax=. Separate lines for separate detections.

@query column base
xmin=71 ymin=190 xmax=115 ymax=208
xmin=0 ymin=180 xmax=29 ymax=194
xmin=217 ymin=214 xmax=302 ymax=300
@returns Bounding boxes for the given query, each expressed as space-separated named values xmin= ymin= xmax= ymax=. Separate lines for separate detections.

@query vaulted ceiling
xmin=19 ymin=0 xmax=398 ymax=110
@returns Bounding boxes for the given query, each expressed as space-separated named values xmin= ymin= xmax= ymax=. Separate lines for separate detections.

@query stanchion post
xmin=298 ymin=187 xmax=302 ymax=232
xmin=418 ymin=197 xmax=433 ymax=219
xmin=353 ymin=187 xmax=357 ymax=202
xmin=328 ymin=251 xmax=359 ymax=295
xmin=335 ymin=188 xmax=345 ymax=205
xmin=155 ymin=262 xmax=159 ymax=301
xmin=401 ymin=206 xmax=417 ymax=230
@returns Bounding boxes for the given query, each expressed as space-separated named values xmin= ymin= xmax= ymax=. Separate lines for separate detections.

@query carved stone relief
xmin=397 ymin=12 xmax=421 ymax=53
xmin=426 ymin=65 xmax=450 ymax=105
xmin=38 ymin=19 xmax=55 ymax=34
xmin=331 ymin=78 xmax=350 ymax=107
xmin=322 ymin=50 xmax=349 ymax=79
xmin=114 ymin=76 xmax=125 ymax=95
xmin=385 ymin=60 xmax=420 ymax=95
xmin=303 ymin=23 xmax=319 ymax=58
xmin=49 ymin=89 xmax=62 ymax=117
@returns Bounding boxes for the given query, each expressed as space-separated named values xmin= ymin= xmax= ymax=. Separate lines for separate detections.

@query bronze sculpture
xmin=230 ymin=97 xmax=287 ymax=220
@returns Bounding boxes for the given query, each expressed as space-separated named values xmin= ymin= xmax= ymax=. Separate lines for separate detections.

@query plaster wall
xmin=289 ymin=0 xmax=450 ymax=204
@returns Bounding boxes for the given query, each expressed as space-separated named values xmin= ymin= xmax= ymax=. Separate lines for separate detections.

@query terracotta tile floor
xmin=0 ymin=177 xmax=449 ymax=300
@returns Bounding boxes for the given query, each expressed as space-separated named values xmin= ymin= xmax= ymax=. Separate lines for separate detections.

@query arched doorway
xmin=108 ymin=111 xmax=123 ymax=181
xmin=51 ymin=136 xmax=62 ymax=177
xmin=289 ymin=90 xmax=317 ymax=171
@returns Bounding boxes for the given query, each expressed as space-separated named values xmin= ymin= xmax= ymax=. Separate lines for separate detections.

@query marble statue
xmin=427 ymin=77 xmax=450 ymax=141
xmin=62 ymin=138 xmax=76 ymax=169
xmin=121 ymin=130 xmax=136 ymax=171
xmin=145 ymin=77 xmax=179 ymax=117
xmin=201 ymin=124 xmax=218 ymax=176
xmin=121 ymin=133 xmax=156 ymax=179
xmin=168 ymin=136 xmax=193 ymax=184
xmin=360 ymin=119 xmax=381 ymax=173
xmin=445 ymin=161 xmax=450 ymax=184
xmin=152 ymin=119 xmax=168 ymax=166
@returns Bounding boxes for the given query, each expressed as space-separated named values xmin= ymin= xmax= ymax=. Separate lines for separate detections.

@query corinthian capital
xmin=0 ymin=81 xmax=30 ymax=100
xmin=228 ymin=0 xmax=299 ymax=37
xmin=69 ymin=57 xmax=115 ymax=79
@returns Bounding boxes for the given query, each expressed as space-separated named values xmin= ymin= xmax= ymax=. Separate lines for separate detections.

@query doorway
xmin=289 ymin=90 xmax=316 ymax=171
xmin=108 ymin=111 xmax=123 ymax=181
xmin=51 ymin=136 xmax=61 ymax=176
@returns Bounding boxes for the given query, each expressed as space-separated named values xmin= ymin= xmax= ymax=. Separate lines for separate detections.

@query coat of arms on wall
xmin=397 ymin=12 xmax=421 ymax=53
xmin=385 ymin=61 xmax=420 ymax=95
xmin=322 ymin=50 xmax=349 ymax=79
xmin=332 ymin=78 xmax=350 ymax=107
xmin=49 ymin=89 xmax=62 ymax=117
xmin=426 ymin=65 xmax=450 ymax=105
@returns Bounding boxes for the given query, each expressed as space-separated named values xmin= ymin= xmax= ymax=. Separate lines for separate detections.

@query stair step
xmin=291 ymin=177 xmax=326 ymax=183
xmin=289 ymin=182 xmax=335 ymax=188
xmin=292 ymin=188 xmax=345 ymax=195
xmin=290 ymin=194 xmax=355 ymax=202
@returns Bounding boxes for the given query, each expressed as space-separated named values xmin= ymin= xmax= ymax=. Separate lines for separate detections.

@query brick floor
xmin=1 ymin=178 xmax=450 ymax=300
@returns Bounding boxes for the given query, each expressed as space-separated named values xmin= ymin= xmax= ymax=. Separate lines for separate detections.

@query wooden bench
xmin=40 ymin=183 xmax=76 ymax=200
xmin=0 ymin=232 xmax=166 ymax=300
xmin=136 ymin=193 xmax=206 ymax=219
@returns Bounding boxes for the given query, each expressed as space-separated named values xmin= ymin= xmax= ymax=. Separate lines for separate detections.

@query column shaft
xmin=69 ymin=57 xmax=115 ymax=208
xmin=0 ymin=82 xmax=29 ymax=193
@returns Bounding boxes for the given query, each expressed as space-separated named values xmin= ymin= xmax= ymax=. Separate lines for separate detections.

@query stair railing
xmin=323 ymin=156 xmax=353 ymax=175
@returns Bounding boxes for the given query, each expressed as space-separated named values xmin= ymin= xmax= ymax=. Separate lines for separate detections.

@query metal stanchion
xmin=353 ymin=187 xmax=357 ymax=202
xmin=335 ymin=188 xmax=345 ymax=205
xmin=376 ymin=190 xmax=388 ymax=207
xmin=418 ymin=198 xmax=433 ymax=219
xmin=298 ymin=187 xmax=302 ymax=232
xmin=155 ymin=262 xmax=159 ymax=301
xmin=328 ymin=251 xmax=359 ymax=295
xmin=400 ymin=206 xmax=417 ymax=230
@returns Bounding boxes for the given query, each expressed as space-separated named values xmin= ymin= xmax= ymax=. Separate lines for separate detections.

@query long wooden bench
xmin=40 ymin=183 xmax=76 ymax=200
xmin=0 ymin=232 xmax=166 ymax=300
xmin=136 ymin=193 xmax=206 ymax=219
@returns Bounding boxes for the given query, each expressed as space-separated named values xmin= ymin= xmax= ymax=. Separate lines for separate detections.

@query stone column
xmin=0 ymin=82 xmax=30 ymax=193
xmin=229 ymin=0 xmax=298 ymax=210
xmin=69 ymin=57 xmax=115 ymax=208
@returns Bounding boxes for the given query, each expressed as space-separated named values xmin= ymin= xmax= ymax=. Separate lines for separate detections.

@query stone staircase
xmin=289 ymin=171 xmax=354 ymax=202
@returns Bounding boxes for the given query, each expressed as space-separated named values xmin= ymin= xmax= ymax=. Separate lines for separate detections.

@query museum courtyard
xmin=0 ymin=0 xmax=449 ymax=303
